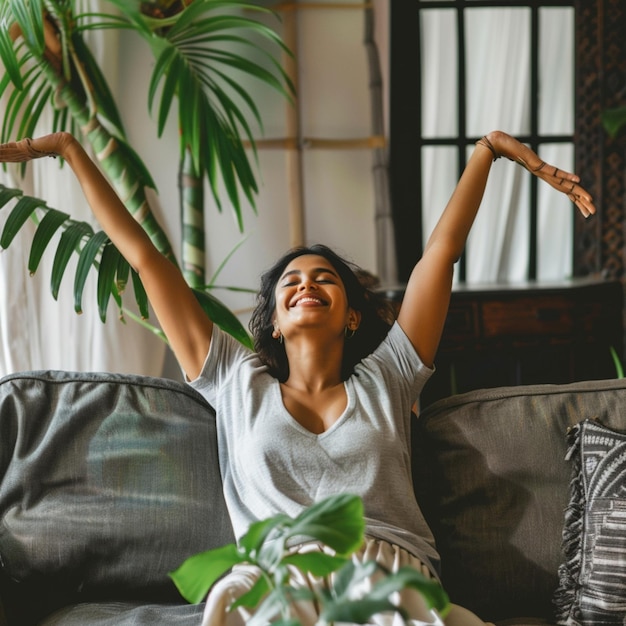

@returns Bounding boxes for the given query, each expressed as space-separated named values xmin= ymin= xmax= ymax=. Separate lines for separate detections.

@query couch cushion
xmin=39 ymin=601 xmax=205 ymax=625
xmin=553 ymin=418 xmax=626 ymax=625
xmin=0 ymin=370 xmax=234 ymax=624
xmin=413 ymin=378 xmax=626 ymax=623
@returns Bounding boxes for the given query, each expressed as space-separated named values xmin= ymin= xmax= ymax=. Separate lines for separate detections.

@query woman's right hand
xmin=0 ymin=132 xmax=75 ymax=163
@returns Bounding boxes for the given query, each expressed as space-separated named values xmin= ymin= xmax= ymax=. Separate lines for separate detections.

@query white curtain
xmin=0 ymin=0 xmax=166 ymax=377
xmin=420 ymin=6 xmax=575 ymax=284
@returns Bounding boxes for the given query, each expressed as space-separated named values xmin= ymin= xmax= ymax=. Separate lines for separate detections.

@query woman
xmin=0 ymin=131 xmax=595 ymax=625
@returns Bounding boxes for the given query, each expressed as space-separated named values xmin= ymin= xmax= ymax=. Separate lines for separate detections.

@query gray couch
xmin=1 ymin=370 xmax=624 ymax=625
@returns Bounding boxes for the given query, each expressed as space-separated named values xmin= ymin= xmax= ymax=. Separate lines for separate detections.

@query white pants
xmin=201 ymin=537 xmax=491 ymax=626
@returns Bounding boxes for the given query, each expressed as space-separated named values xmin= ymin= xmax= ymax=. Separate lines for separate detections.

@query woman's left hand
xmin=480 ymin=130 xmax=596 ymax=219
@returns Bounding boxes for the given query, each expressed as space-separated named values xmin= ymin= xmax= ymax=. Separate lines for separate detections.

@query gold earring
xmin=272 ymin=325 xmax=283 ymax=343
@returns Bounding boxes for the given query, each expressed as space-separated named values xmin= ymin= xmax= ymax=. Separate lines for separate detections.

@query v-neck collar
xmin=273 ymin=378 xmax=354 ymax=438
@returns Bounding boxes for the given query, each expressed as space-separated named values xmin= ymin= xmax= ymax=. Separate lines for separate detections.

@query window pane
xmin=466 ymin=147 xmax=530 ymax=283
xmin=539 ymin=8 xmax=574 ymax=135
xmin=537 ymin=144 xmax=574 ymax=281
xmin=466 ymin=8 xmax=530 ymax=136
xmin=396 ymin=3 xmax=576 ymax=284
xmin=421 ymin=146 xmax=458 ymax=256
xmin=421 ymin=10 xmax=458 ymax=138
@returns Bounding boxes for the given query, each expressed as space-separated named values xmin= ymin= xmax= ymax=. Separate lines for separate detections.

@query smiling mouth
xmin=291 ymin=296 xmax=326 ymax=307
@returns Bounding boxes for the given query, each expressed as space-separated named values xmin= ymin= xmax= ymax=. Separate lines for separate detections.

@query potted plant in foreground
xmin=170 ymin=494 xmax=449 ymax=625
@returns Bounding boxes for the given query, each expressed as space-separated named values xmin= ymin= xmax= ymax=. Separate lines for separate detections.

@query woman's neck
xmin=282 ymin=336 xmax=344 ymax=392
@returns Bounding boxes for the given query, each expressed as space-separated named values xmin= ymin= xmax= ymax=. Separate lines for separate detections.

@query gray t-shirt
xmin=189 ymin=322 xmax=440 ymax=576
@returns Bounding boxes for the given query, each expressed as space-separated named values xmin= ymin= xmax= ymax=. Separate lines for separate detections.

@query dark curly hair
xmin=248 ymin=244 xmax=395 ymax=382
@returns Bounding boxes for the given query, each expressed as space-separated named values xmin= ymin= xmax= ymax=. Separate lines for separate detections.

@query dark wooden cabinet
xmin=385 ymin=279 xmax=624 ymax=407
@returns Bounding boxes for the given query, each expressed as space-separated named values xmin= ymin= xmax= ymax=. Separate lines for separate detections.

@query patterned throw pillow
xmin=553 ymin=418 xmax=626 ymax=625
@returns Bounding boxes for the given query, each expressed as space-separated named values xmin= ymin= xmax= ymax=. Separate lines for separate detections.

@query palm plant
xmin=0 ymin=0 xmax=293 ymax=345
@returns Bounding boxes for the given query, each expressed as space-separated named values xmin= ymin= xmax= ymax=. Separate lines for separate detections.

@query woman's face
xmin=272 ymin=254 xmax=359 ymax=339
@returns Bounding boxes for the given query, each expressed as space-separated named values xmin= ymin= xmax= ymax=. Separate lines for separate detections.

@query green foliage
xmin=610 ymin=346 xmax=625 ymax=379
xmin=103 ymin=0 xmax=294 ymax=220
xmin=193 ymin=288 xmax=253 ymax=349
xmin=0 ymin=0 xmax=293 ymax=221
xmin=602 ymin=107 xmax=626 ymax=138
xmin=0 ymin=182 xmax=251 ymax=342
xmin=169 ymin=494 xmax=449 ymax=625
xmin=0 ymin=0 xmax=292 ymax=346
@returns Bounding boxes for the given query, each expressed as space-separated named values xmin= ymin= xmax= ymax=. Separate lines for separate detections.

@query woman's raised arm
xmin=397 ymin=130 xmax=596 ymax=368
xmin=0 ymin=132 xmax=214 ymax=380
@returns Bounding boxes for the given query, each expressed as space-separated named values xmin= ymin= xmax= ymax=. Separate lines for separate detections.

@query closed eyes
xmin=279 ymin=269 xmax=338 ymax=287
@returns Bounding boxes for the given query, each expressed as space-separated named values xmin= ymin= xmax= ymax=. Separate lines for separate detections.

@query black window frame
xmin=389 ymin=0 xmax=576 ymax=284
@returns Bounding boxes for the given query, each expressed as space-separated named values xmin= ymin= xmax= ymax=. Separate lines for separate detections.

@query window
xmin=389 ymin=1 xmax=576 ymax=284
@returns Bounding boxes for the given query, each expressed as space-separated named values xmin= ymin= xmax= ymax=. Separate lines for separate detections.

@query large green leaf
xmin=51 ymin=102 xmax=79 ymax=139
xmin=192 ymin=39 xmax=292 ymax=99
xmin=130 ymin=266 xmax=149 ymax=319
xmin=115 ymin=253 xmax=130 ymax=295
xmin=85 ymin=0 xmax=151 ymax=36
xmin=319 ymin=562 xmax=449 ymax=624
xmin=205 ymin=61 xmax=263 ymax=148
xmin=330 ymin=559 xmax=378 ymax=600
xmin=286 ymin=494 xmax=365 ymax=556
xmin=230 ymin=576 xmax=271 ymax=613
xmin=201 ymin=105 xmax=223 ymax=210
xmin=51 ymin=221 xmax=94 ymax=299
xmin=17 ymin=73 xmax=53 ymax=141
xmin=9 ymin=0 xmax=45 ymax=57
xmin=193 ymin=288 xmax=252 ymax=349
xmin=70 ymin=33 xmax=127 ymax=137
xmin=0 ymin=20 xmax=22 ymax=88
xmin=213 ymin=117 xmax=240 ymax=217
xmin=366 ymin=566 xmax=450 ymax=614
xmin=169 ymin=543 xmax=242 ymax=604
xmin=247 ymin=495 xmax=364 ymax=576
xmin=97 ymin=242 xmax=122 ymax=322
xmin=0 ymin=185 xmax=23 ymax=208
xmin=3 ymin=63 xmax=40 ymax=142
xmin=0 ymin=43 xmax=53 ymax=145
xmin=0 ymin=195 xmax=46 ymax=248
xmin=147 ymin=42 xmax=177 ymax=115
xmin=243 ymin=586 xmax=293 ymax=626
xmin=150 ymin=1 xmax=277 ymax=40
xmin=171 ymin=10 xmax=289 ymax=58
xmin=0 ymin=184 xmax=131 ymax=322
xmin=73 ymin=230 xmax=109 ymax=314
xmin=113 ymin=255 xmax=156 ymax=327
xmin=156 ymin=49 xmax=183 ymax=137
xmin=28 ymin=209 xmax=70 ymax=274
xmin=238 ymin=514 xmax=292 ymax=555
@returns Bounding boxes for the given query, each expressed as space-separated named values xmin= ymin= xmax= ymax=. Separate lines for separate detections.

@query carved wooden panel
xmin=574 ymin=0 xmax=626 ymax=279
